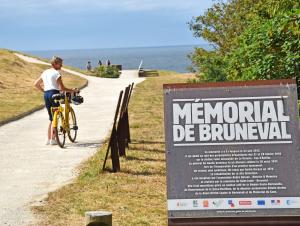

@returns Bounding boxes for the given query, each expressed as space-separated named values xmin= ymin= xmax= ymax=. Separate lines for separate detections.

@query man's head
xmin=51 ymin=56 xmax=63 ymax=70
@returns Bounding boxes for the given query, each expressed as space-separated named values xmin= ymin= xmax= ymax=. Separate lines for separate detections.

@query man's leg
xmin=48 ymin=121 xmax=52 ymax=140
xmin=49 ymin=121 xmax=58 ymax=145
xmin=50 ymin=122 xmax=56 ymax=140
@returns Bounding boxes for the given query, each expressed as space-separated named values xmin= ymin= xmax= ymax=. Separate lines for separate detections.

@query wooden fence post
xmin=124 ymin=82 xmax=134 ymax=146
xmin=117 ymin=86 xmax=130 ymax=157
xmin=102 ymin=83 xmax=135 ymax=171
xmin=102 ymin=91 xmax=123 ymax=172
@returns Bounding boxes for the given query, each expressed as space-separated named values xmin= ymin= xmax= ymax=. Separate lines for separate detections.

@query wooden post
xmin=85 ymin=211 xmax=112 ymax=226
xmin=124 ymin=83 xmax=134 ymax=145
xmin=117 ymin=86 xmax=130 ymax=156
xmin=102 ymin=91 xmax=123 ymax=172
xmin=110 ymin=127 xmax=120 ymax=172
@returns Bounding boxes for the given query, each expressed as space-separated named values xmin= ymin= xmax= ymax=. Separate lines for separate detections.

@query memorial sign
xmin=163 ymin=79 xmax=300 ymax=225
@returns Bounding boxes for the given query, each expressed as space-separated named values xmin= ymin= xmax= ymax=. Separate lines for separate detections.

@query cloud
xmin=0 ymin=0 xmax=212 ymax=16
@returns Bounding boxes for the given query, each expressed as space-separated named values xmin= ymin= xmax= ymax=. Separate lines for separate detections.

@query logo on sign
xmin=212 ymin=200 xmax=223 ymax=207
xmin=176 ymin=201 xmax=188 ymax=207
xmin=271 ymin=200 xmax=281 ymax=205
xmin=239 ymin=200 xmax=252 ymax=206
xmin=203 ymin=200 xmax=209 ymax=208
xmin=193 ymin=200 xmax=199 ymax=207
xmin=228 ymin=200 xmax=235 ymax=208
xmin=286 ymin=200 xmax=298 ymax=205
xmin=257 ymin=200 xmax=266 ymax=206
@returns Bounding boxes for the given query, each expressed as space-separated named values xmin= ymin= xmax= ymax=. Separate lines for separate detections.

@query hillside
xmin=0 ymin=49 xmax=87 ymax=123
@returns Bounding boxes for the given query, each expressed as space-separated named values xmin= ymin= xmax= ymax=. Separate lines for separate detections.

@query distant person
xmin=98 ymin=60 xmax=102 ymax=66
xmin=106 ymin=59 xmax=111 ymax=66
xmin=86 ymin=61 xmax=92 ymax=71
xmin=34 ymin=56 xmax=78 ymax=145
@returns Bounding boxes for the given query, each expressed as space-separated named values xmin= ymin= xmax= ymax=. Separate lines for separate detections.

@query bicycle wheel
xmin=67 ymin=108 xmax=77 ymax=142
xmin=55 ymin=111 xmax=66 ymax=148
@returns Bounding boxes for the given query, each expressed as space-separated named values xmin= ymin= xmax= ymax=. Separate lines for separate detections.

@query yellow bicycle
xmin=51 ymin=92 xmax=83 ymax=148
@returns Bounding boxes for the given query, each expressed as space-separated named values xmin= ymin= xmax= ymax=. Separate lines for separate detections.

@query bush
xmin=189 ymin=0 xmax=300 ymax=83
xmin=226 ymin=10 xmax=300 ymax=82
xmin=188 ymin=48 xmax=228 ymax=82
xmin=94 ymin=65 xmax=120 ymax=78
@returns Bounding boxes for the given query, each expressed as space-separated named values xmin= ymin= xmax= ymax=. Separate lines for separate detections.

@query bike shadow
xmin=66 ymin=141 xmax=103 ymax=149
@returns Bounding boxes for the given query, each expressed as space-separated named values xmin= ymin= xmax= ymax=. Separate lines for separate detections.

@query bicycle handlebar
xmin=52 ymin=92 xmax=83 ymax=105
xmin=52 ymin=93 xmax=65 ymax=102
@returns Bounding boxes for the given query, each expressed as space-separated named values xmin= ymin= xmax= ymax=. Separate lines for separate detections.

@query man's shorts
xmin=44 ymin=89 xmax=60 ymax=121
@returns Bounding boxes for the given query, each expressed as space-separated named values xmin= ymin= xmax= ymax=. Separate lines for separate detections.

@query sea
xmin=26 ymin=45 xmax=209 ymax=73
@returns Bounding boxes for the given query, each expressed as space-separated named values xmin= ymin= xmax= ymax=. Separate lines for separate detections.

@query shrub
xmin=94 ymin=65 xmax=120 ymax=78
xmin=189 ymin=0 xmax=300 ymax=83
xmin=226 ymin=10 xmax=300 ymax=82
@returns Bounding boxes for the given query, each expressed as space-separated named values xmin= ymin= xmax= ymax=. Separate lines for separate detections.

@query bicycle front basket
xmin=71 ymin=95 xmax=84 ymax=105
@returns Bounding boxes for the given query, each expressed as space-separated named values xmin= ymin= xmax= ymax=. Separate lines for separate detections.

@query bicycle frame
xmin=52 ymin=92 xmax=71 ymax=132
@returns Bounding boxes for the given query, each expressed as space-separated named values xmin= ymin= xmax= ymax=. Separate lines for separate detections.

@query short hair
xmin=51 ymin=56 xmax=63 ymax=65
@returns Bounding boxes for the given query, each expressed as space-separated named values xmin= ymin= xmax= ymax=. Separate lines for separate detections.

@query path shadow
xmin=102 ymin=167 xmax=165 ymax=176
xmin=128 ymin=145 xmax=165 ymax=153
xmin=130 ymin=139 xmax=165 ymax=145
xmin=121 ymin=168 xmax=165 ymax=177
xmin=125 ymin=155 xmax=164 ymax=162
xmin=128 ymin=139 xmax=165 ymax=153
xmin=66 ymin=141 xmax=102 ymax=149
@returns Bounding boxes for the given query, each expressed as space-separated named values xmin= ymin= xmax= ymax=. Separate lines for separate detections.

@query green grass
xmin=32 ymin=71 xmax=194 ymax=226
xmin=0 ymin=49 xmax=87 ymax=123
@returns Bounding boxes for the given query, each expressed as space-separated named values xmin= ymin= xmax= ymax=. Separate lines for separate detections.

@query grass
xmin=33 ymin=71 xmax=194 ymax=225
xmin=13 ymin=49 xmax=95 ymax=76
xmin=0 ymin=49 xmax=87 ymax=123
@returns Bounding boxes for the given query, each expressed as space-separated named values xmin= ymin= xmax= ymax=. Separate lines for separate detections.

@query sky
xmin=0 ymin=0 xmax=214 ymax=51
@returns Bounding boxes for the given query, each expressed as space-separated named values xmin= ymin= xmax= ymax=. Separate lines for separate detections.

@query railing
xmin=138 ymin=60 xmax=143 ymax=71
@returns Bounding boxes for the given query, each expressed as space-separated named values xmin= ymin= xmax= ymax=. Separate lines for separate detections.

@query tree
xmin=188 ymin=48 xmax=227 ymax=82
xmin=226 ymin=10 xmax=300 ymax=81
xmin=190 ymin=0 xmax=258 ymax=54
xmin=189 ymin=0 xmax=300 ymax=83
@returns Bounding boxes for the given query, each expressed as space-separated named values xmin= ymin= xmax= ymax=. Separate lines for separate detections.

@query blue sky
xmin=0 ymin=0 xmax=213 ymax=51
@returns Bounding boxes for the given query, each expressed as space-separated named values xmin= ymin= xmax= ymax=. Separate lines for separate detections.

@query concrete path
xmin=0 ymin=54 xmax=144 ymax=225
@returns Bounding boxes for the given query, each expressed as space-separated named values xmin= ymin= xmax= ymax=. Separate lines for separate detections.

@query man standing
xmin=34 ymin=56 xmax=78 ymax=145
xmin=86 ymin=61 xmax=92 ymax=71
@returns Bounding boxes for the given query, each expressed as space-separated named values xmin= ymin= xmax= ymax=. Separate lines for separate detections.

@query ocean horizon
xmin=26 ymin=44 xmax=210 ymax=73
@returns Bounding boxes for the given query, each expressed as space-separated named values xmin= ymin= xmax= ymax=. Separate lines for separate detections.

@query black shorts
xmin=44 ymin=90 xmax=60 ymax=121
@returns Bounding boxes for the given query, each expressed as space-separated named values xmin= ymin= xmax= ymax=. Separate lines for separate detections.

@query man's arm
xmin=34 ymin=76 xmax=44 ymax=92
xmin=57 ymin=77 xmax=78 ymax=93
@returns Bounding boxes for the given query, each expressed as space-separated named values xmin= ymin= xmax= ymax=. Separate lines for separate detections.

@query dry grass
xmin=0 ymin=49 xmax=87 ymax=123
xmin=14 ymin=50 xmax=95 ymax=76
xmin=33 ymin=71 xmax=194 ymax=226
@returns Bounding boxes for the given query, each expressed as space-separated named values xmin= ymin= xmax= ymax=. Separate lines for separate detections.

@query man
xmin=34 ymin=56 xmax=78 ymax=145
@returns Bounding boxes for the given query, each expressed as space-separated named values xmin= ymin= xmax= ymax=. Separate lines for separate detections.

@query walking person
xmin=34 ymin=56 xmax=78 ymax=145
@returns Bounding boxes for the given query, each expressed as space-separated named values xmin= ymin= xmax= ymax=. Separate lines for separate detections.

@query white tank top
xmin=41 ymin=68 xmax=61 ymax=91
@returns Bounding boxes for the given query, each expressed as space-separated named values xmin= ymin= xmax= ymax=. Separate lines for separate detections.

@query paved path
xmin=0 ymin=54 xmax=144 ymax=225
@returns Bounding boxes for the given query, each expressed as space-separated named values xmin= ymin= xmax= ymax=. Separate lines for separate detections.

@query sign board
xmin=163 ymin=79 xmax=300 ymax=222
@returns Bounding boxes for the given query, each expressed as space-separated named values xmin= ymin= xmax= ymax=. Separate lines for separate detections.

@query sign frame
xmin=164 ymin=79 xmax=300 ymax=226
